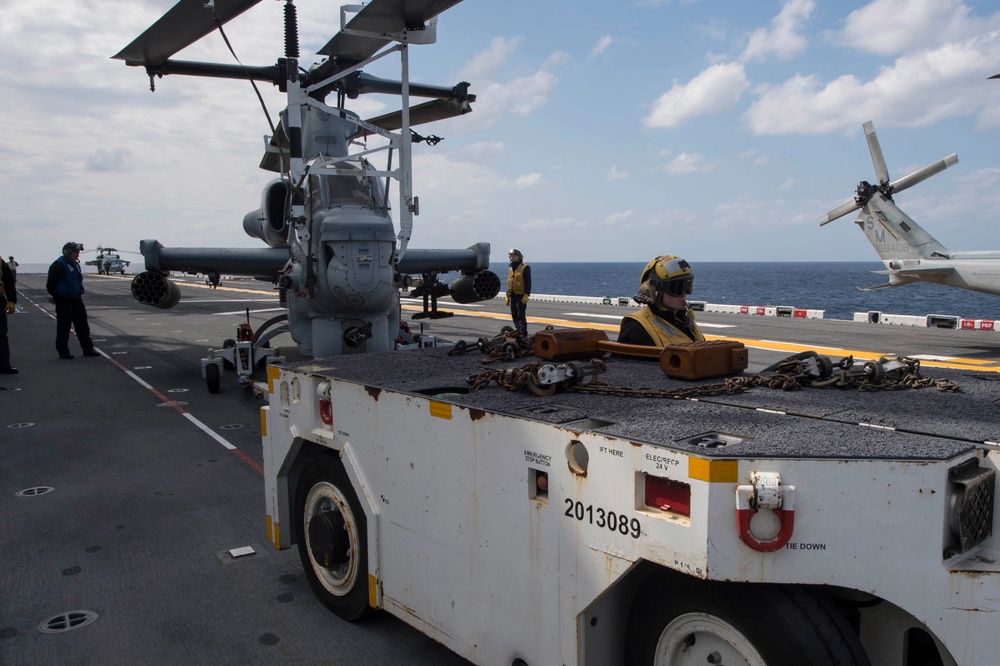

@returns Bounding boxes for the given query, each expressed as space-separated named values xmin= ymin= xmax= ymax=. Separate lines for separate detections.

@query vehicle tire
xmin=296 ymin=458 xmax=372 ymax=621
xmin=500 ymin=325 xmax=515 ymax=335
xmin=206 ymin=363 xmax=221 ymax=394
xmin=625 ymin=576 xmax=870 ymax=666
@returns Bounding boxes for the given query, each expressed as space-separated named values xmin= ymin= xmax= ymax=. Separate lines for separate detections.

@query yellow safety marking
xmin=267 ymin=365 xmax=280 ymax=393
xmin=267 ymin=515 xmax=280 ymax=548
xmin=689 ymin=457 xmax=738 ymax=483
xmin=401 ymin=303 xmax=622 ymax=332
xmin=400 ymin=304 xmax=1000 ymax=374
xmin=161 ymin=279 xmax=278 ymax=297
xmin=119 ymin=278 xmax=999 ymax=373
xmin=368 ymin=574 xmax=379 ymax=608
xmin=429 ymin=400 xmax=452 ymax=420
xmin=260 ymin=407 xmax=268 ymax=438
xmin=711 ymin=335 xmax=1000 ymax=373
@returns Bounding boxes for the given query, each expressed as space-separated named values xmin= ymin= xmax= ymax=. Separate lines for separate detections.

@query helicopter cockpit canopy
xmin=308 ymin=158 xmax=384 ymax=213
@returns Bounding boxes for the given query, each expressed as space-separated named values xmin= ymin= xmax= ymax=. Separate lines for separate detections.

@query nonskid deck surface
xmin=1 ymin=275 xmax=471 ymax=666
xmin=2 ymin=273 xmax=998 ymax=664
xmin=296 ymin=345 xmax=996 ymax=461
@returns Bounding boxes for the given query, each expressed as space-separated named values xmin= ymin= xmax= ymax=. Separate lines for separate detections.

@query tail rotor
xmin=819 ymin=121 xmax=958 ymax=226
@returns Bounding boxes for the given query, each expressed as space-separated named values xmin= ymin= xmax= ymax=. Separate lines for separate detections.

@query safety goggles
xmin=658 ymin=276 xmax=694 ymax=297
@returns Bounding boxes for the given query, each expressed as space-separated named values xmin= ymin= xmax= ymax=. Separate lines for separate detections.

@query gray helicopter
xmin=85 ymin=246 xmax=132 ymax=275
xmin=113 ymin=0 xmax=499 ymax=367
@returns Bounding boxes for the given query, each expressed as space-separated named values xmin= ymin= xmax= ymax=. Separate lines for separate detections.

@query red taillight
xmin=644 ymin=475 xmax=691 ymax=517
xmin=319 ymin=399 xmax=333 ymax=425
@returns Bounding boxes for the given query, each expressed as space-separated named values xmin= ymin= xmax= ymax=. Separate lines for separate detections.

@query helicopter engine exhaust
xmin=243 ymin=180 xmax=290 ymax=248
xmin=449 ymin=270 xmax=501 ymax=303
xmin=131 ymin=271 xmax=182 ymax=309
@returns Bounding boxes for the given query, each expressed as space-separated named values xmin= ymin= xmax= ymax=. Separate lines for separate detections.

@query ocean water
xmin=16 ymin=261 xmax=1000 ymax=322
xmin=523 ymin=262 xmax=1000 ymax=323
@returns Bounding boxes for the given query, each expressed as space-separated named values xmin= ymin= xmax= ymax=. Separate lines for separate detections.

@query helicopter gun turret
xmin=114 ymin=0 xmax=498 ymax=358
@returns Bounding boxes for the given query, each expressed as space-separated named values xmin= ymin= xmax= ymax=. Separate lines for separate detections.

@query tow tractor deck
xmin=281 ymin=345 xmax=999 ymax=461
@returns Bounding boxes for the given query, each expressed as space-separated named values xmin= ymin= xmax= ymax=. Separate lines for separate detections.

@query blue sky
xmin=3 ymin=0 xmax=1000 ymax=265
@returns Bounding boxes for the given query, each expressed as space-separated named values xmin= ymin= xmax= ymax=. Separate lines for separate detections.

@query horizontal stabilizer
xmin=857 ymin=283 xmax=896 ymax=292
xmin=873 ymin=266 xmax=955 ymax=278
xmin=112 ymin=0 xmax=263 ymax=66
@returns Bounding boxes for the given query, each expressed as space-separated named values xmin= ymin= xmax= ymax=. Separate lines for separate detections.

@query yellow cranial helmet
xmin=640 ymin=255 xmax=694 ymax=298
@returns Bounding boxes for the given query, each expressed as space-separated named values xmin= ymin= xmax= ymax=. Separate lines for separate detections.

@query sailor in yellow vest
xmin=618 ymin=255 xmax=705 ymax=346
xmin=505 ymin=248 xmax=531 ymax=338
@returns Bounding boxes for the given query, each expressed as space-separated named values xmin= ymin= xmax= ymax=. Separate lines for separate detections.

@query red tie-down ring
xmin=736 ymin=474 xmax=795 ymax=552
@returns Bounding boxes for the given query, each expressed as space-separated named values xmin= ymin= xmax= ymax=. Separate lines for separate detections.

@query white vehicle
xmin=262 ymin=345 xmax=998 ymax=666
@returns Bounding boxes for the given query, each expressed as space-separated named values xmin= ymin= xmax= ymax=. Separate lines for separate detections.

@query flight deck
xmin=2 ymin=273 xmax=999 ymax=665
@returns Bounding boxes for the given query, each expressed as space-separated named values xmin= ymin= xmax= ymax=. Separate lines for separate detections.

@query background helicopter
xmin=84 ymin=246 xmax=133 ymax=275
xmin=820 ymin=121 xmax=1000 ymax=298
xmin=113 ymin=0 xmax=499 ymax=358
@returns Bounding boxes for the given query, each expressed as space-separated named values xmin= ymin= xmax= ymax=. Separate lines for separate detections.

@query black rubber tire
xmin=500 ymin=325 xmax=515 ymax=335
xmin=295 ymin=458 xmax=372 ymax=622
xmin=205 ymin=363 xmax=221 ymax=394
xmin=625 ymin=575 xmax=870 ymax=666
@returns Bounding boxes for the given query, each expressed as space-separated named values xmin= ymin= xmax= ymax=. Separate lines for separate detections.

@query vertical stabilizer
xmin=857 ymin=194 xmax=951 ymax=261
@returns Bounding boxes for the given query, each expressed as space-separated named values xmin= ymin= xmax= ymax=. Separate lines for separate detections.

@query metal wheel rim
xmin=654 ymin=612 xmax=767 ymax=666
xmin=303 ymin=481 xmax=359 ymax=597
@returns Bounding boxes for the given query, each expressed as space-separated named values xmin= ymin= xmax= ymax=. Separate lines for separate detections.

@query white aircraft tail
xmin=855 ymin=192 xmax=952 ymax=262
xmin=820 ymin=121 xmax=958 ymax=264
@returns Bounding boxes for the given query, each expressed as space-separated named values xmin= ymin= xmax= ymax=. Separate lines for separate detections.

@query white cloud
xmin=515 ymin=173 xmax=542 ymax=188
xmin=664 ymin=153 xmax=711 ymax=174
xmin=517 ymin=217 xmax=585 ymax=232
xmin=457 ymin=142 xmax=506 ymax=162
xmin=603 ymin=210 xmax=634 ymax=227
xmin=458 ymin=36 xmax=523 ymax=82
xmin=607 ymin=165 xmax=630 ymax=180
xmin=591 ymin=35 xmax=613 ymax=58
xmin=455 ymin=37 xmax=559 ymax=127
xmin=742 ymin=0 xmax=815 ymax=62
xmin=833 ymin=0 xmax=981 ymax=56
xmin=86 ymin=148 xmax=130 ymax=172
xmin=743 ymin=33 xmax=1000 ymax=134
xmin=644 ymin=62 xmax=750 ymax=128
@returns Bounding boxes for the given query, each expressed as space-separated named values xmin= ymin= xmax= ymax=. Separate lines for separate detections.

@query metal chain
xmin=466 ymin=354 xmax=960 ymax=397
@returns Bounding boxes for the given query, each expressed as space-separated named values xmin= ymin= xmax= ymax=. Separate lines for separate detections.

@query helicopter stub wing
xmin=112 ymin=0 xmax=264 ymax=66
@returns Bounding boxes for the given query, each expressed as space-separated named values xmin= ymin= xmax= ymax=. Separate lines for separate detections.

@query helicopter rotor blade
xmin=890 ymin=153 xmax=959 ymax=194
xmin=112 ymin=0 xmax=264 ymax=66
xmin=819 ymin=198 xmax=863 ymax=226
xmin=360 ymin=97 xmax=473 ymax=137
xmin=864 ymin=121 xmax=890 ymax=186
xmin=307 ymin=0 xmax=464 ymax=96
xmin=316 ymin=0 xmax=464 ymax=60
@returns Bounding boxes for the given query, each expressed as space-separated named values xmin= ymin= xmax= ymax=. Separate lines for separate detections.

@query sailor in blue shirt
xmin=46 ymin=242 xmax=100 ymax=360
